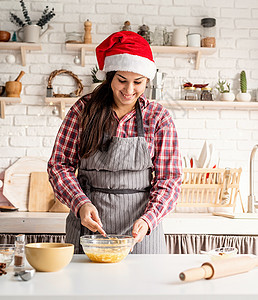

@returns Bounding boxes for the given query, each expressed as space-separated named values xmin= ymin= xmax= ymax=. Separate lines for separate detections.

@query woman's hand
xmin=132 ymin=218 xmax=149 ymax=244
xmin=79 ymin=203 xmax=106 ymax=236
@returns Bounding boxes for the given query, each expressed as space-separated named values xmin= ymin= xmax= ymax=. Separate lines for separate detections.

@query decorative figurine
xmin=121 ymin=21 xmax=131 ymax=31
xmin=84 ymin=19 xmax=92 ymax=44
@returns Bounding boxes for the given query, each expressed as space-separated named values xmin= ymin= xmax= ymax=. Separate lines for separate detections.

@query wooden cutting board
xmin=28 ymin=172 xmax=55 ymax=212
xmin=3 ymin=157 xmax=49 ymax=211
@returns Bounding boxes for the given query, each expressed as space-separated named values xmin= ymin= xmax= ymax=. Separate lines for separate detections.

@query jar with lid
xmin=201 ymin=87 xmax=213 ymax=101
xmin=183 ymin=87 xmax=198 ymax=100
xmin=65 ymin=32 xmax=83 ymax=44
xmin=201 ymin=18 xmax=216 ymax=48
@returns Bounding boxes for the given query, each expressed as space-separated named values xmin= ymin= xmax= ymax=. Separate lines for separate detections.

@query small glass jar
xmin=201 ymin=18 xmax=216 ymax=48
xmin=201 ymin=87 xmax=213 ymax=101
xmin=65 ymin=32 xmax=83 ymax=44
xmin=14 ymin=234 xmax=25 ymax=271
xmin=184 ymin=87 xmax=198 ymax=100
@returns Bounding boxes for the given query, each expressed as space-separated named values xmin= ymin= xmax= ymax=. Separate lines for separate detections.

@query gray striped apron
xmin=66 ymin=100 xmax=167 ymax=254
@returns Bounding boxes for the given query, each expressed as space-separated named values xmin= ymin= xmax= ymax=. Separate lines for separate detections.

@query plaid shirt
xmin=48 ymin=94 xmax=182 ymax=233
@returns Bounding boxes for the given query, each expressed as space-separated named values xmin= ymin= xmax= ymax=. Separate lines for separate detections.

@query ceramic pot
xmin=0 ymin=31 xmax=11 ymax=42
xmin=220 ymin=92 xmax=235 ymax=101
xmin=17 ymin=24 xmax=52 ymax=43
xmin=5 ymin=81 xmax=22 ymax=97
xmin=172 ymin=28 xmax=189 ymax=46
xmin=236 ymin=92 xmax=251 ymax=102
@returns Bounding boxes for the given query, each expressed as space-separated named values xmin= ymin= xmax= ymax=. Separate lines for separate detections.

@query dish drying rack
xmin=177 ymin=168 xmax=244 ymax=212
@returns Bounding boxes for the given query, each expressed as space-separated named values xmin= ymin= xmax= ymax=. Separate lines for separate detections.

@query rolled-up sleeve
xmin=141 ymin=109 xmax=182 ymax=233
xmin=47 ymin=98 xmax=91 ymax=217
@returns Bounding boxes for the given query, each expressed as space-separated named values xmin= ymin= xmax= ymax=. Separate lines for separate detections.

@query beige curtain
xmin=165 ymin=234 xmax=258 ymax=255
xmin=0 ymin=234 xmax=65 ymax=244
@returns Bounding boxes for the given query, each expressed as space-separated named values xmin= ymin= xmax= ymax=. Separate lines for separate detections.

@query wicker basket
xmin=177 ymin=168 xmax=244 ymax=212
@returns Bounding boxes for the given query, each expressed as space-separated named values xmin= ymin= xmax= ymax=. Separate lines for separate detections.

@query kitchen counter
xmin=1 ymin=212 xmax=258 ymax=235
xmin=2 ymin=254 xmax=258 ymax=299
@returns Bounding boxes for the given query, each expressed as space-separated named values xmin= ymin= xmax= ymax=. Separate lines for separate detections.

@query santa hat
xmin=95 ymin=31 xmax=156 ymax=81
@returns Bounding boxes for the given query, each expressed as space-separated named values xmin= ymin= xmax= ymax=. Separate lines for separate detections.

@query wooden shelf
xmin=65 ymin=43 xmax=216 ymax=69
xmin=0 ymin=97 xmax=21 ymax=118
xmin=45 ymin=97 xmax=79 ymax=120
xmin=0 ymin=42 xmax=42 ymax=66
xmin=157 ymin=99 xmax=258 ymax=109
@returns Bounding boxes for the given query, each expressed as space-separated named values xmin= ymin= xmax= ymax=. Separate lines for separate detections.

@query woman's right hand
xmin=79 ymin=203 xmax=106 ymax=236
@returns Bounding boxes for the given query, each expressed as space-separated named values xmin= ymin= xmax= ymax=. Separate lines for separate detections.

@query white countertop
xmin=2 ymin=254 xmax=258 ymax=299
xmin=1 ymin=212 xmax=258 ymax=235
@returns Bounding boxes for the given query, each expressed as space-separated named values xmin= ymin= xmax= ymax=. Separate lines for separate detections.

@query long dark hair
xmin=79 ymin=71 xmax=116 ymax=159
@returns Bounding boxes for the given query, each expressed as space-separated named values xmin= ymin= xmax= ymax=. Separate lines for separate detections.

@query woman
xmin=48 ymin=31 xmax=182 ymax=254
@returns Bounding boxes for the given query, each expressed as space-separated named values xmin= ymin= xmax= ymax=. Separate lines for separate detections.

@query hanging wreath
xmin=47 ymin=69 xmax=83 ymax=97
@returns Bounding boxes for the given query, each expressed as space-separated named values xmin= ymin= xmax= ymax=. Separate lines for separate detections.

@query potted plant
xmin=236 ymin=70 xmax=251 ymax=102
xmin=10 ymin=0 xmax=55 ymax=43
xmin=216 ymin=80 xmax=235 ymax=101
xmin=90 ymin=66 xmax=104 ymax=92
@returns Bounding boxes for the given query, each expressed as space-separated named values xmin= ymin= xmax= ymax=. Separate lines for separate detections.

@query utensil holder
xmin=178 ymin=168 xmax=243 ymax=212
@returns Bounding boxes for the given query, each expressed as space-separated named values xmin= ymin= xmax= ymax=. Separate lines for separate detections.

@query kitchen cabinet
xmin=2 ymin=254 xmax=258 ymax=299
xmin=0 ymin=97 xmax=21 ymax=119
xmin=0 ymin=42 xmax=42 ymax=66
xmin=65 ymin=43 xmax=216 ymax=70
xmin=1 ymin=212 xmax=258 ymax=255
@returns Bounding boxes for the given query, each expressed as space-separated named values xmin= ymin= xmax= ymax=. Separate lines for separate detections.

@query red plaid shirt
xmin=48 ymin=94 xmax=182 ymax=233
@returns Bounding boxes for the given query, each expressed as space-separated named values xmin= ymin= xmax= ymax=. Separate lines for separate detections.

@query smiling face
xmin=111 ymin=71 xmax=148 ymax=113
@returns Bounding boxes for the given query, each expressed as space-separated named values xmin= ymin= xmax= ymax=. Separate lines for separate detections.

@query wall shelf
xmin=0 ymin=42 xmax=42 ymax=66
xmin=45 ymin=97 xmax=79 ymax=120
xmin=0 ymin=97 xmax=21 ymax=119
xmin=45 ymin=96 xmax=258 ymax=120
xmin=157 ymin=100 xmax=258 ymax=109
xmin=65 ymin=43 xmax=216 ymax=69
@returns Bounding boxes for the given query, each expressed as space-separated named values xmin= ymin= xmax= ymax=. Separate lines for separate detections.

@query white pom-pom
xmin=96 ymin=70 xmax=106 ymax=81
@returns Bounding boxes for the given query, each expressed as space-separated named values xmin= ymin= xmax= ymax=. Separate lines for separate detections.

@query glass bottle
xmin=14 ymin=234 xmax=25 ymax=270
xmin=201 ymin=18 xmax=216 ymax=48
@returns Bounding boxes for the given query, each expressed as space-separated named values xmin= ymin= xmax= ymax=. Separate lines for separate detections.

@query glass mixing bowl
xmin=0 ymin=244 xmax=15 ymax=267
xmin=80 ymin=235 xmax=134 ymax=263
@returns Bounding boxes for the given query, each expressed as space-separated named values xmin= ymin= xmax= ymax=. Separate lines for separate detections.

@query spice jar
xmin=183 ymin=87 xmax=198 ymax=100
xmin=201 ymin=87 xmax=213 ymax=101
xmin=14 ymin=234 xmax=25 ymax=271
xmin=201 ymin=18 xmax=216 ymax=48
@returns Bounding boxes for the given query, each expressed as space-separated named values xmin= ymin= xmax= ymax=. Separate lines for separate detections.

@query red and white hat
xmin=96 ymin=31 xmax=156 ymax=81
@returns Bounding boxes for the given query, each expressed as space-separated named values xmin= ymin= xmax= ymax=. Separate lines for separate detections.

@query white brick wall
xmin=0 ymin=0 xmax=258 ymax=208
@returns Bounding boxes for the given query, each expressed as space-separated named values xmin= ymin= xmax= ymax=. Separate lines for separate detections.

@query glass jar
xmin=65 ymin=32 xmax=83 ymax=44
xmin=201 ymin=87 xmax=213 ymax=101
xmin=14 ymin=234 xmax=25 ymax=271
xmin=201 ymin=18 xmax=216 ymax=48
xmin=183 ymin=87 xmax=198 ymax=100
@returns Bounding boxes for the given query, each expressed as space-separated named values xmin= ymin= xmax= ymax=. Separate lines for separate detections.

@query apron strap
xmin=90 ymin=186 xmax=151 ymax=194
xmin=135 ymin=99 xmax=145 ymax=137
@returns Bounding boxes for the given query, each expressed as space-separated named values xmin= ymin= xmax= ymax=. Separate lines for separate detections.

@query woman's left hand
xmin=132 ymin=219 xmax=149 ymax=244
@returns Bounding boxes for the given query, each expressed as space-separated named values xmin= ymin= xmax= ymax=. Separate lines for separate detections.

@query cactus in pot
xmin=216 ymin=79 xmax=235 ymax=101
xmin=236 ymin=70 xmax=251 ymax=102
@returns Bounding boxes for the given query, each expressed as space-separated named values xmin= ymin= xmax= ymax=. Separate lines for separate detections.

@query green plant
xmin=10 ymin=0 xmax=55 ymax=29
xmin=240 ymin=70 xmax=247 ymax=93
xmin=91 ymin=66 xmax=103 ymax=83
xmin=216 ymin=80 xmax=231 ymax=93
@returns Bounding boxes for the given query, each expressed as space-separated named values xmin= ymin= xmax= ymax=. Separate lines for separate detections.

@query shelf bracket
xmin=60 ymin=101 xmax=66 ymax=120
xmin=81 ymin=47 xmax=85 ymax=67
xmin=0 ymin=100 xmax=5 ymax=119
xmin=20 ymin=46 xmax=26 ymax=66
xmin=195 ymin=51 xmax=201 ymax=70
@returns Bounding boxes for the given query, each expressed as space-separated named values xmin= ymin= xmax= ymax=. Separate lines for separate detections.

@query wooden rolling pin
xmin=14 ymin=71 xmax=25 ymax=82
xmin=179 ymin=256 xmax=258 ymax=282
